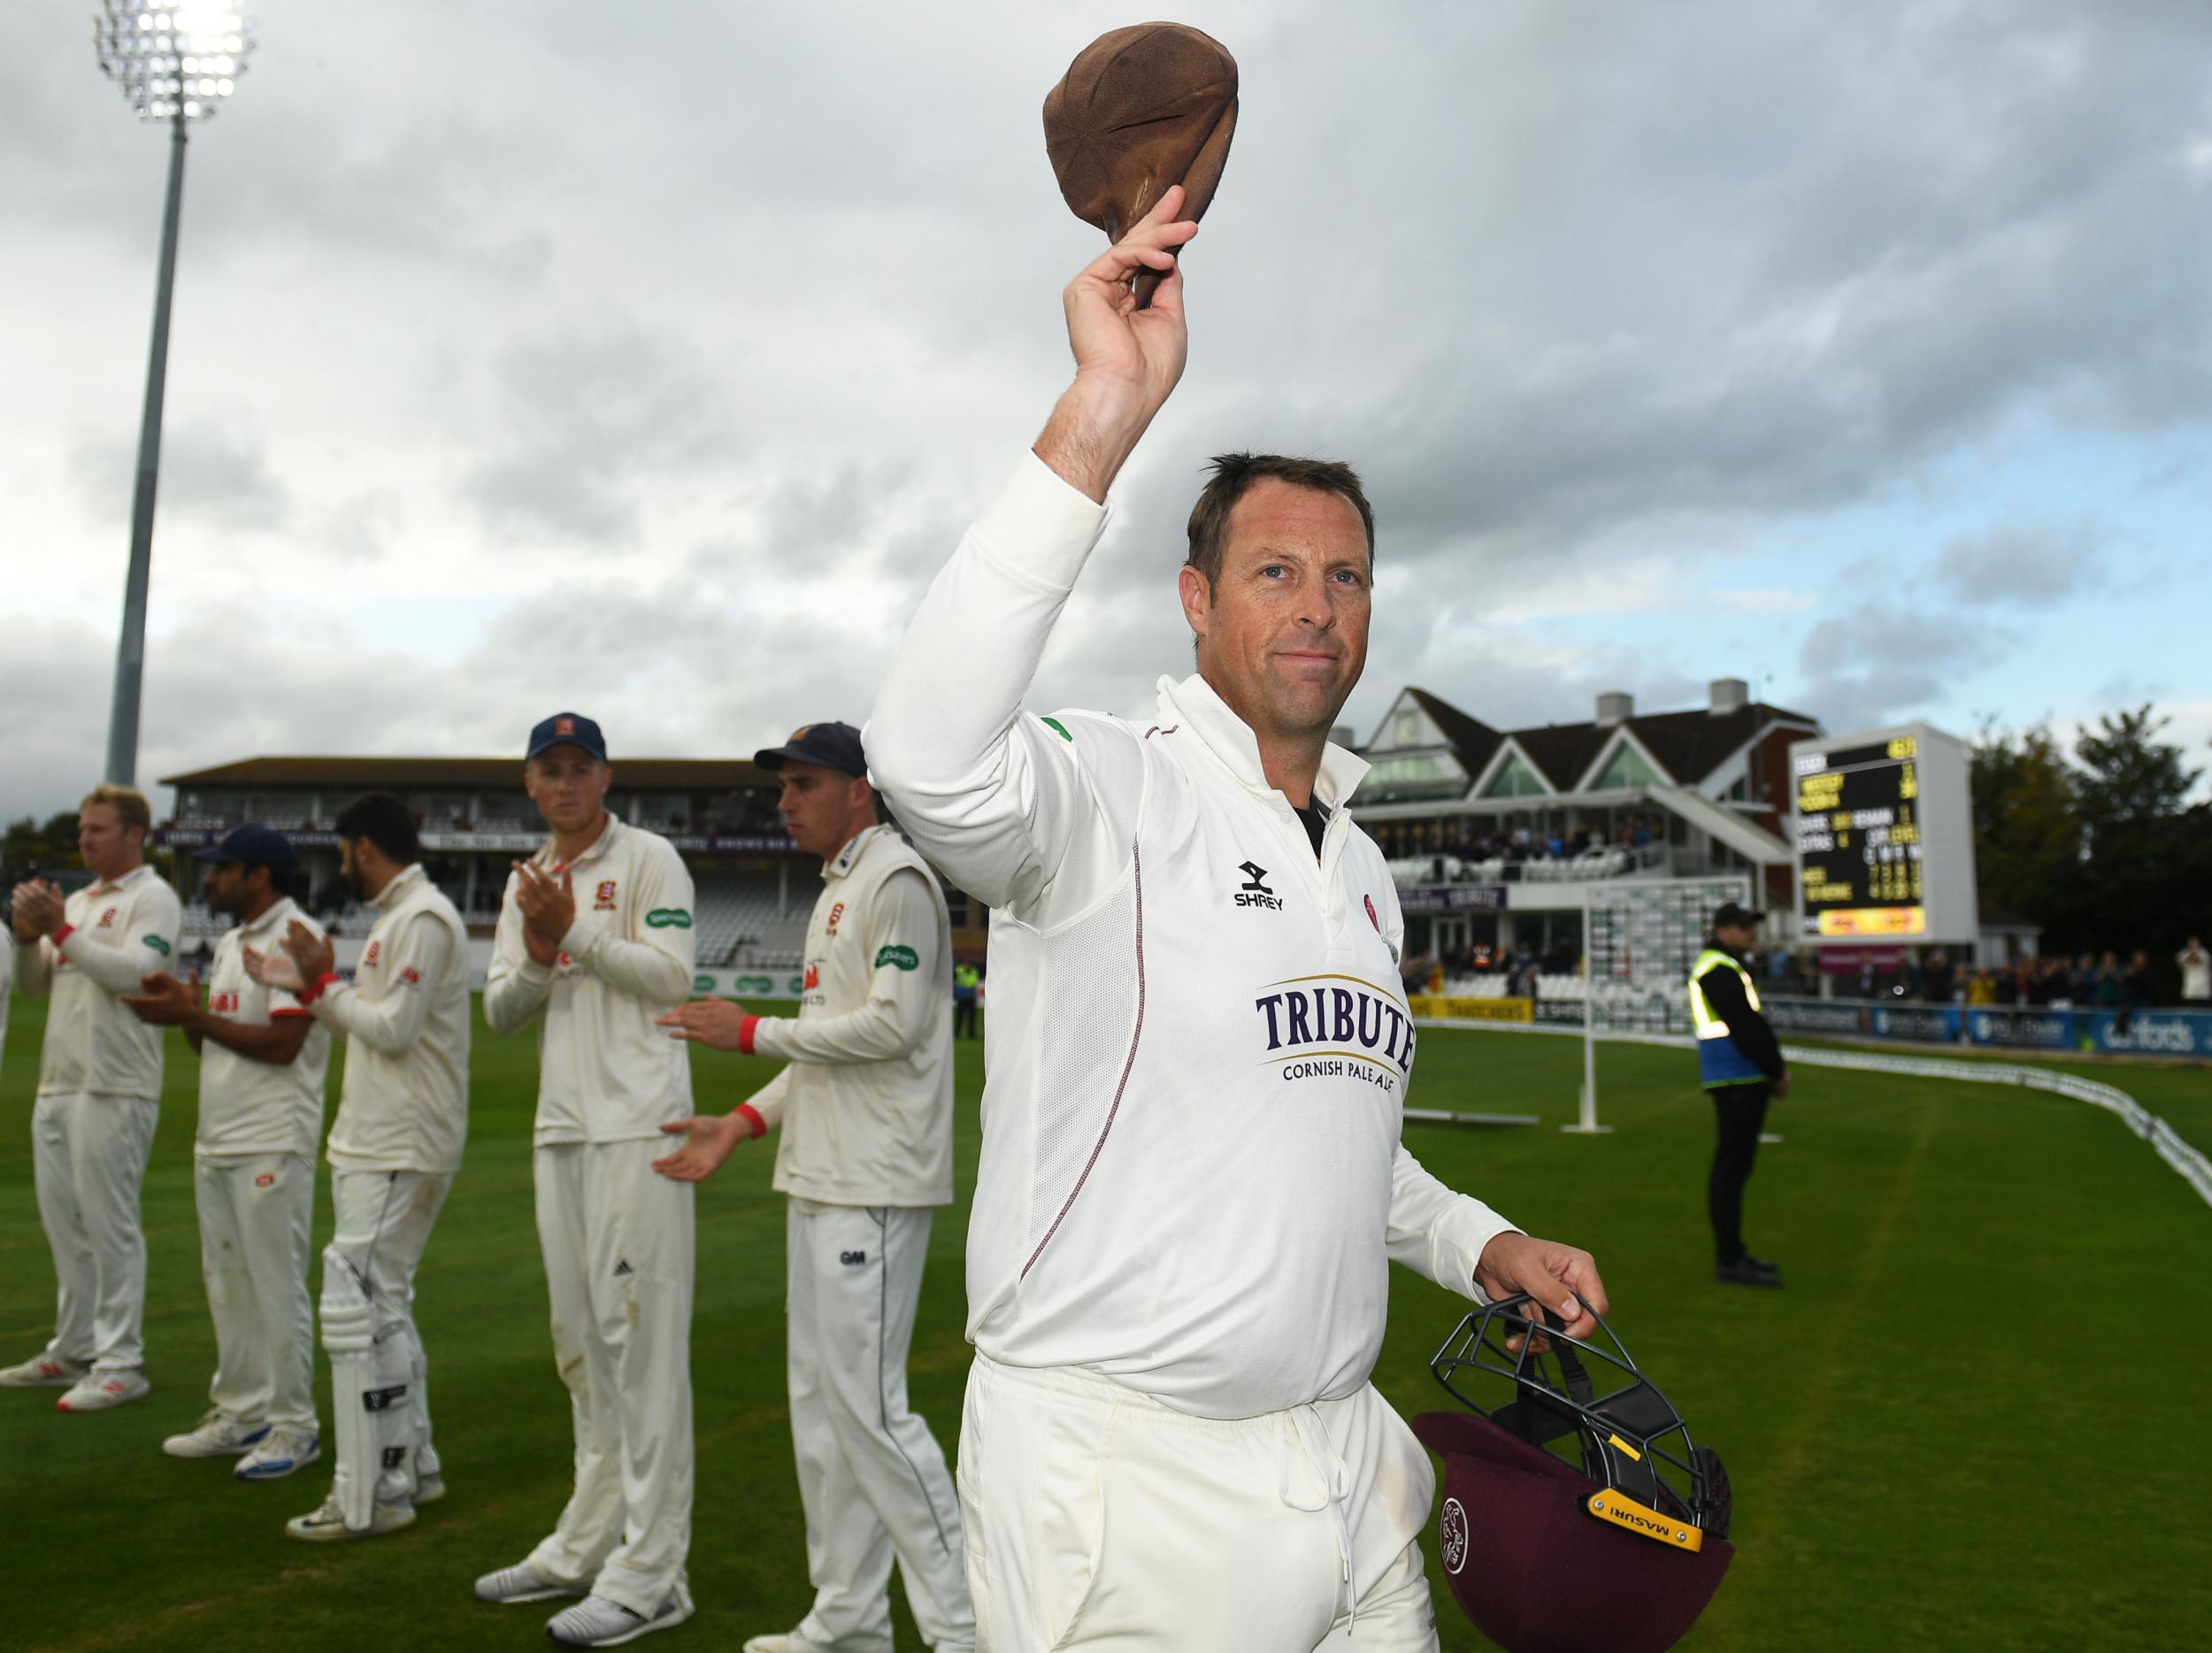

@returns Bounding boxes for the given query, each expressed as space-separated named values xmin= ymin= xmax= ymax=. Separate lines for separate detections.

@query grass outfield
xmin=4 ymin=996 xmax=2208 ymax=1652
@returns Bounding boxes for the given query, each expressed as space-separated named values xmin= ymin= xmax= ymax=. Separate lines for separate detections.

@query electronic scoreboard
xmin=1788 ymin=722 xmax=1976 ymax=945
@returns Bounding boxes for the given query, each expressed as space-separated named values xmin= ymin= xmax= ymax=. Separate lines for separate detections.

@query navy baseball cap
xmin=1711 ymin=902 xmax=1764 ymax=929
xmin=194 ymin=823 xmax=297 ymax=875
xmin=754 ymin=721 xmax=867 ymax=779
xmin=527 ymin=711 xmax=608 ymax=763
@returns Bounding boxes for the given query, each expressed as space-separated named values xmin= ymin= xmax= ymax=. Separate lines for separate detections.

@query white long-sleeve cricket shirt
xmin=868 ymin=452 xmax=1517 ymax=1420
xmin=16 ymin=863 xmax=182 ymax=1101
xmin=733 ymin=822 xmax=956 ymax=1209
xmin=483 ymin=814 xmax=695 ymax=1145
xmin=311 ymin=863 xmax=471 ymax=1175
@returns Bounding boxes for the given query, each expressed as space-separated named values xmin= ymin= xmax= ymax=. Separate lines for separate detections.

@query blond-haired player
xmin=3 ymin=784 xmax=181 ymax=1411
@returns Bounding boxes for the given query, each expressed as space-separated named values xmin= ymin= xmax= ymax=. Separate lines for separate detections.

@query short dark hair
xmin=1183 ymin=452 xmax=1376 ymax=589
xmin=334 ymin=793 xmax=420 ymax=867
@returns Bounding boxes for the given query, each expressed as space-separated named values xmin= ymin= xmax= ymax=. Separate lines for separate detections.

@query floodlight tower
xmin=89 ymin=1 xmax=255 ymax=786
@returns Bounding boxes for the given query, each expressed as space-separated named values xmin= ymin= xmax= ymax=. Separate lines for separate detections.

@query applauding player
xmin=126 ymin=825 xmax=330 ymax=1480
xmin=246 ymin=793 xmax=472 ymax=1543
xmin=656 ymin=721 xmax=972 ymax=1653
xmin=478 ymin=714 xmax=699 ymax=1649
xmin=2 ymin=786 xmax=180 ymax=1411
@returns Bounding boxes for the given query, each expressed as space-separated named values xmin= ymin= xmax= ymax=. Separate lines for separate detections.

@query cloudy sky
xmin=4 ymin=0 xmax=2208 ymax=823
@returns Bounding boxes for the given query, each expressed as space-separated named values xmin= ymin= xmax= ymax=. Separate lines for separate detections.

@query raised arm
xmin=483 ymin=871 xmax=552 ymax=1035
xmin=746 ymin=870 xmax=943 ymax=1066
xmin=310 ymin=911 xmax=453 ymax=1057
xmin=866 ymin=189 xmax=1199 ymax=918
xmin=563 ymin=843 xmax=694 ymax=1007
xmin=46 ymin=883 xmax=182 ymax=998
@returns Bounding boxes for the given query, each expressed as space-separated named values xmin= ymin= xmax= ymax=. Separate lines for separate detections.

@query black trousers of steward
xmin=1707 ymin=1081 xmax=1771 ymax=1265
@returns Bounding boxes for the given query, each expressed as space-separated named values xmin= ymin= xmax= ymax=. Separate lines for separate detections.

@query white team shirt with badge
xmin=196 ymin=896 xmax=332 ymax=1159
xmin=16 ymin=863 xmax=183 ymax=1100
xmin=739 ymin=822 xmax=956 ymax=1209
xmin=316 ymin=863 xmax=472 ymax=1175
xmin=484 ymin=814 xmax=696 ymax=1145
xmin=870 ymin=453 xmax=1518 ymax=1421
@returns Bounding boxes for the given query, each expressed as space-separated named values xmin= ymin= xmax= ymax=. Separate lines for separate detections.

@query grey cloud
xmin=1936 ymin=522 xmax=2095 ymax=606
xmin=1797 ymin=598 xmax=2013 ymax=733
xmin=68 ymin=423 xmax=293 ymax=535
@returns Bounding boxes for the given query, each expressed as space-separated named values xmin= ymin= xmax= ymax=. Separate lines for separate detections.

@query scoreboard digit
xmin=1789 ymin=723 xmax=1975 ymax=945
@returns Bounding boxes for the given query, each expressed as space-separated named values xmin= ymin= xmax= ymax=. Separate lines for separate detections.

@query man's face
xmin=339 ymin=839 xmax=366 ymax=901
xmin=79 ymin=803 xmax=142 ymax=880
xmin=1715 ymin=922 xmax=1755 ymax=952
xmin=777 ymin=763 xmax=869 ymax=860
xmin=202 ymin=861 xmax=259 ymax=919
xmin=526 ymin=747 xmax=613 ymax=837
xmin=1180 ymin=479 xmax=1371 ymax=746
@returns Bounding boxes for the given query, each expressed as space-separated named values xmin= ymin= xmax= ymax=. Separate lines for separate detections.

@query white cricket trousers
xmin=196 ymin=1154 xmax=317 ymax=1434
xmin=527 ymin=1142 xmax=695 ymax=1620
xmin=31 ymin=1091 xmax=158 ymax=1373
xmin=786 ymin=1202 xmax=972 ymax=1653
xmin=958 ymin=1355 xmax=1442 ymax=1652
xmin=326 ymin=1168 xmax=450 ymax=1487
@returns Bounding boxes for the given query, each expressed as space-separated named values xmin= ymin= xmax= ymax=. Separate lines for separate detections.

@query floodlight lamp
xmin=95 ymin=0 xmax=254 ymax=121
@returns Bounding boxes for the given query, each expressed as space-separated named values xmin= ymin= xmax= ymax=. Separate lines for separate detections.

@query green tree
xmin=3 ymin=812 xmax=81 ymax=872
xmin=1970 ymin=723 xmax=2082 ymax=932
xmin=2070 ymin=706 xmax=2211 ymax=996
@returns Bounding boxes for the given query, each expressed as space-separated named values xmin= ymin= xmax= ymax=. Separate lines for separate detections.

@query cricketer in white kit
xmin=479 ymin=713 xmax=698 ymax=1649
xmin=2 ymin=785 xmax=181 ymax=1412
xmin=657 ymin=719 xmax=973 ymax=1653
xmin=245 ymin=793 xmax=472 ymax=1542
xmin=123 ymin=824 xmax=331 ymax=1480
xmin=865 ymin=191 xmax=1613 ymax=1651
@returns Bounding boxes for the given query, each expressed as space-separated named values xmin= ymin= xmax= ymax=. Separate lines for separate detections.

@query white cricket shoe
xmin=234 ymin=1428 xmax=319 ymax=1480
xmin=0 ymin=1352 xmax=88 ymax=1388
xmin=285 ymin=1495 xmax=416 ymax=1542
xmin=162 ymin=1410 xmax=268 ymax=1457
xmin=744 ymin=1634 xmax=880 ymax=1653
xmin=57 ymin=1370 xmax=150 ymax=1411
xmin=414 ymin=1471 xmax=446 ymax=1504
xmin=472 ymin=1561 xmax=580 ymax=1605
xmin=547 ymin=1588 xmax=694 ymax=1647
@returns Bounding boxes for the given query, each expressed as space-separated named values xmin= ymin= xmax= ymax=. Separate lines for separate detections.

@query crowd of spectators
xmin=1786 ymin=941 xmax=2212 ymax=1012
xmin=1372 ymin=816 xmax=1659 ymax=866
xmin=1398 ymin=936 xmax=1583 ymax=998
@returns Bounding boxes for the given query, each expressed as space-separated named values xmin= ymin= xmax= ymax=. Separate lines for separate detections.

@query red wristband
xmin=299 ymin=972 xmax=341 ymax=1007
xmin=737 ymin=1014 xmax=761 ymax=1057
xmin=736 ymin=1103 xmax=767 ymax=1141
xmin=52 ymin=923 xmax=75 ymax=948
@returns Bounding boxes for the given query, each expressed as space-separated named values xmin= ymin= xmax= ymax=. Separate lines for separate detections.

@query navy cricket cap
xmin=754 ymin=721 xmax=867 ymax=779
xmin=1710 ymin=902 xmax=1763 ymax=930
xmin=194 ymin=823 xmax=297 ymax=875
xmin=527 ymin=711 xmax=608 ymax=763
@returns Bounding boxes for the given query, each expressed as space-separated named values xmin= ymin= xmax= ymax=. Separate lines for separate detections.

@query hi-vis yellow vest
xmin=1688 ymin=948 xmax=1764 ymax=1088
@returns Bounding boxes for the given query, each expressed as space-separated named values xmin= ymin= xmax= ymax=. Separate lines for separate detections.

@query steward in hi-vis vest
xmin=1688 ymin=902 xmax=1791 ymax=1288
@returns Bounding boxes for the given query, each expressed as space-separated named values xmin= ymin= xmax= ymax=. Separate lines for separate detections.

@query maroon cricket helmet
xmin=1413 ymin=1295 xmax=1734 ymax=1653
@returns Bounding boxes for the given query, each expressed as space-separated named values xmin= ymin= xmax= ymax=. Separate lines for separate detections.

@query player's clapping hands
xmin=650 ymin=1111 xmax=752 ymax=1182
xmin=122 ymin=972 xmax=200 ymax=1025
xmin=242 ymin=919 xmax=333 ymax=994
xmin=12 ymin=878 xmax=65 ymax=941
xmin=656 ymin=998 xmax=752 ymax=1050
xmin=511 ymin=861 xmax=574 ymax=967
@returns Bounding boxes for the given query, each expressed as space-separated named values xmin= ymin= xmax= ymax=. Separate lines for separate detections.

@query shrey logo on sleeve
xmin=644 ymin=909 xmax=692 ymax=929
xmin=874 ymin=944 xmax=920 ymax=972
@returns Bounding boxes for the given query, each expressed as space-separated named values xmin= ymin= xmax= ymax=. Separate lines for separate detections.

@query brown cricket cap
xmin=1043 ymin=22 xmax=1238 ymax=306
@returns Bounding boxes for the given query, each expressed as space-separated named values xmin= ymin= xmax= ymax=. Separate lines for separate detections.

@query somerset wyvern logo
xmin=1253 ymin=973 xmax=1416 ymax=1091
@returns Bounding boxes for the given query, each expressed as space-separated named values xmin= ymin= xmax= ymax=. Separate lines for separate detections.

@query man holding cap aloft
xmin=655 ymin=721 xmax=972 ymax=1653
xmin=125 ymin=824 xmax=330 ymax=1480
xmin=1687 ymin=901 xmax=1791 ymax=1288
xmin=478 ymin=713 xmax=700 ymax=1649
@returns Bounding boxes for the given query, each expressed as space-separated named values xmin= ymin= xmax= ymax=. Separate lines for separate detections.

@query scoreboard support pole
xmin=1563 ymin=887 xmax=1612 ymax=1134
